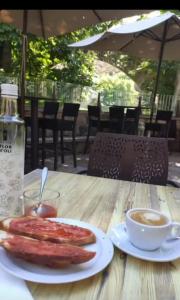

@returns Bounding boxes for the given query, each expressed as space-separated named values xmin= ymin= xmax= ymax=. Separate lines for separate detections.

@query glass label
xmin=0 ymin=143 xmax=12 ymax=153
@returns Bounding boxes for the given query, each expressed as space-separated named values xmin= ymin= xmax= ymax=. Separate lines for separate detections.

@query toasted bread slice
xmin=1 ymin=216 xmax=96 ymax=245
xmin=0 ymin=230 xmax=96 ymax=268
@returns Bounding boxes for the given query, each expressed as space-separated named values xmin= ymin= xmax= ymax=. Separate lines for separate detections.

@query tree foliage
xmin=95 ymin=72 xmax=139 ymax=107
xmin=0 ymin=20 xmax=117 ymax=86
xmin=0 ymin=10 xmax=179 ymax=96
xmin=100 ymin=52 xmax=180 ymax=95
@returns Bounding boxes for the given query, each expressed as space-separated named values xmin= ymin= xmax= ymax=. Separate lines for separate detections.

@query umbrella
xmin=0 ymin=9 xmax=152 ymax=117
xmin=0 ymin=10 xmax=153 ymax=38
xmin=69 ymin=11 xmax=180 ymax=120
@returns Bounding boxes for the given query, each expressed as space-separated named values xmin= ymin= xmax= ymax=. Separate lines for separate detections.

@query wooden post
xmin=150 ymin=20 xmax=168 ymax=122
xmin=20 ymin=10 xmax=28 ymax=118
xmin=97 ymin=92 xmax=101 ymax=110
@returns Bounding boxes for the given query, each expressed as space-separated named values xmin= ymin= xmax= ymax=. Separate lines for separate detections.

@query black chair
xmin=123 ymin=107 xmax=140 ymax=135
xmin=24 ymin=101 xmax=59 ymax=165
xmin=56 ymin=103 xmax=80 ymax=169
xmin=84 ymin=105 xmax=100 ymax=154
xmin=109 ymin=106 xmax=124 ymax=133
xmin=40 ymin=101 xmax=60 ymax=170
xmin=144 ymin=110 xmax=173 ymax=138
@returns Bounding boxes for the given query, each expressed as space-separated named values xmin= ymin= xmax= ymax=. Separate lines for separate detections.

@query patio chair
xmin=144 ymin=110 xmax=173 ymax=138
xmin=84 ymin=105 xmax=100 ymax=154
xmin=109 ymin=106 xmax=124 ymax=133
xmin=97 ymin=106 xmax=125 ymax=134
xmin=87 ymin=132 xmax=171 ymax=186
xmin=40 ymin=101 xmax=60 ymax=170
xmin=25 ymin=101 xmax=59 ymax=166
xmin=123 ymin=107 xmax=140 ymax=135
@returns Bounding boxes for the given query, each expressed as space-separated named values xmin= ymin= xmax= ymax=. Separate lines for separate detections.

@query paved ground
xmin=26 ymin=150 xmax=180 ymax=186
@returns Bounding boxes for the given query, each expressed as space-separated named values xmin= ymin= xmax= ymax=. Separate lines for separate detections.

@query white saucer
xmin=109 ymin=223 xmax=180 ymax=262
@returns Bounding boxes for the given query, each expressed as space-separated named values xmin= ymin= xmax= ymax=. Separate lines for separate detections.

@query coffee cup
xmin=125 ymin=208 xmax=180 ymax=251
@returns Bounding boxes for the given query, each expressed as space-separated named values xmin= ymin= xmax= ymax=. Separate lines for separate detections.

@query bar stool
xmin=40 ymin=101 xmax=60 ymax=170
xmin=56 ymin=103 xmax=80 ymax=169
xmin=123 ymin=107 xmax=140 ymax=135
xmin=109 ymin=106 xmax=124 ymax=133
xmin=84 ymin=105 xmax=100 ymax=154
xmin=144 ymin=110 xmax=173 ymax=137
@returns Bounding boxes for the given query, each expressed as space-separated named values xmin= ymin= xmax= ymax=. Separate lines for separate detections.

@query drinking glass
xmin=23 ymin=188 xmax=60 ymax=218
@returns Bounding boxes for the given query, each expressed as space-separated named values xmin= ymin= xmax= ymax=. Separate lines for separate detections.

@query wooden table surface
xmin=24 ymin=169 xmax=180 ymax=300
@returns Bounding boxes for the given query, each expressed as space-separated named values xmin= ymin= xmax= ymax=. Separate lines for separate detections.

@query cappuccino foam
xmin=130 ymin=210 xmax=167 ymax=226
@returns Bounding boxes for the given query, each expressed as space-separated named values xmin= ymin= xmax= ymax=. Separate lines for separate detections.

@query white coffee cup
xmin=126 ymin=208 xmax=180 ymax=251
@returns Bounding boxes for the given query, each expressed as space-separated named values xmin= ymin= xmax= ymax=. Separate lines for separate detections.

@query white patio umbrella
xmin=69 ymin=12 xmax=180 ymax=120
xmin=0 ymin=9 xmax=152 ymax=117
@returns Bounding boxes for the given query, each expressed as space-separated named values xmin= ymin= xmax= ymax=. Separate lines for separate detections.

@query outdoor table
xmin=23 ymin=169 xmax=180 ymax=300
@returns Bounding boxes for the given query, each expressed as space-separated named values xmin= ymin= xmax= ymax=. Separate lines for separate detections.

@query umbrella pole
xmin=150 ymin=20 xmax=168 ymax=122
xmin=20 ymin=10 xmax=28 ymax=118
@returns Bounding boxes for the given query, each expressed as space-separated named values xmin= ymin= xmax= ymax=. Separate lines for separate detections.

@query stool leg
xmin=60 ymin=129 xmax=64 ymax=164
xmin=84 ymin=125 xmax=90 ymax=154
xmin=53 ymin=129 xmax=58 ymax=171
xmin=72 ymin=129 xmax=77 ymax=168
xmin=41 ymin=128 xmax=46 ymax=167
xmin=144 ymin=129 xmax=147 ymax=136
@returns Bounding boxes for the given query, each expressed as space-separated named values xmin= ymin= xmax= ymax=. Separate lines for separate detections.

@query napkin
xmin=0 ymin=267 xmax=34 ymax=300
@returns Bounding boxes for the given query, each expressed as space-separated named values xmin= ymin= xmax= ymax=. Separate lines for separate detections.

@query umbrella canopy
xmin=0 ymin=10 xmax=152 ymax=38
xmin=69 ymin=12 xmax=180 ymax=119
xmin=69 ymin=11 xmax=180 ymax=60
xmin=0 ymin=9 xmax=152 ymax=117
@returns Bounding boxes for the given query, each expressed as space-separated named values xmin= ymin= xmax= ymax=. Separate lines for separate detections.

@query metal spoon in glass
xmin=33 ymin=167 xmax=48 ymax=216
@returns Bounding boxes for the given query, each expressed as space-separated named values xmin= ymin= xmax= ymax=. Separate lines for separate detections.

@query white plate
xmin=109 ymin=223 xmax=180 ymax=262
xmin=0 ymin=218 xmax=114 ymax=284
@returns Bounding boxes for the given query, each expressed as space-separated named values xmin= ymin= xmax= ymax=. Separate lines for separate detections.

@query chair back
xmin=156 ymin=110 xmax=172 ymax=123
xmin=62 ymin=103 xmax=80 ymax=120
xmin=109 ymin=106 xmax=124 ymax=133
xmin=123 ymin=107 xmax=140 ymax=134
xmin=43 ymin=101 xmax=59 ymax=119
xmin=61 ymin=103 xmax=80 ymax=131
xmin=155 ymin=110 xmax=173 ymax=137
xmin=88 ymin=105 xmax=100 ymax=120
xmin=87 ymin=132 xmax=168 ymax=186
xmin=126 ymin=107 xmax=140 ymax=120
xmin=87 ymin=105 xmax=100 ymax=129
xmin=109 ymin=106 xmax=124 ymax=120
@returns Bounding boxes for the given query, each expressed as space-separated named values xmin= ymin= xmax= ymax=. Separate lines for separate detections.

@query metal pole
xmin=97 ymin=92 xmax=101 ymax=111
xmin=150 ymin=20 xmax=168 ymax=122
xmin=20 ymin=10 xmax=28 ymax=118
xmin=39 ymin=10 xmax=45 ymax=39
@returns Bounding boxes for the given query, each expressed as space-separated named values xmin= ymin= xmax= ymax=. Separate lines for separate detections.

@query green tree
xmin=0 ymin=23 xmax=21 ymax=74
xmin=95 ymin=72 xmax=139 ymax=107
xmin=0 ymin=20 xmax=117 ymax=86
